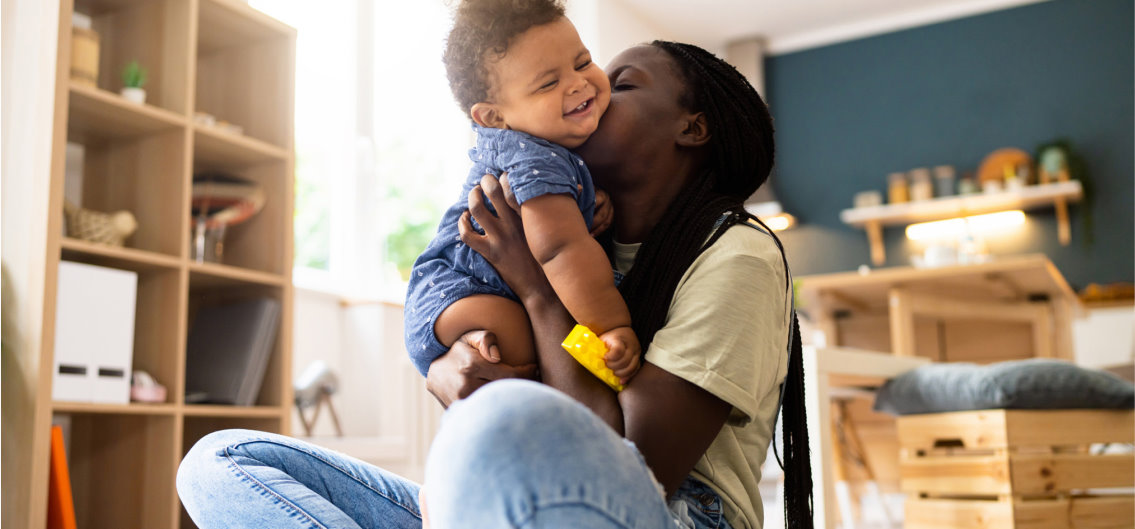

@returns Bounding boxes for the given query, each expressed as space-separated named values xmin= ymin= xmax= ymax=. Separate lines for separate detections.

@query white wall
xmin=568 ymin=0 xmax=679 ymax=67
xmin=291 ymin=289 xmax=442 ymax=481
xmin=2 ymin=0 xmax=62 ymax=526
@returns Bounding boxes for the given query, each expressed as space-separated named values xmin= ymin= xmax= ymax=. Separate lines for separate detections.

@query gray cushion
xmin=873 ymin=358 xmax=1135 ymax=415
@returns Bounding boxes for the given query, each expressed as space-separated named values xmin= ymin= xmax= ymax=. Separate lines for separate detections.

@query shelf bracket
xmin=866 ymin=221 xmax=885 ymax=265
xmin=1055 ymin=197 xmax=1071 ymax=245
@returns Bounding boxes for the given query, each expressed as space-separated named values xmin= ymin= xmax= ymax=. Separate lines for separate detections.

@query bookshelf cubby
xmin=32 ymin=0 xmax=297 ymax=527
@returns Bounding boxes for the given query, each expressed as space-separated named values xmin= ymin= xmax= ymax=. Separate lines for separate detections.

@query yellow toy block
xmin=561 ymin=324 xmax=624 ymax=391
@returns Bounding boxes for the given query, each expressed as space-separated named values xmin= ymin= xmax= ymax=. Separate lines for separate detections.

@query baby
xmin=404 ymin=0 xmax=640 ymax=387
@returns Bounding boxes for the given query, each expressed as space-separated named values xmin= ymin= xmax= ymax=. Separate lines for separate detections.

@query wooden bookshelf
xmin=20 ymin=0 xmax=297 ymax=527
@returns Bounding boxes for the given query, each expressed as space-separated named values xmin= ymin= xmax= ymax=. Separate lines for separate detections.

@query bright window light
xmin=906 ymin=210 xmax=1026 ymax=241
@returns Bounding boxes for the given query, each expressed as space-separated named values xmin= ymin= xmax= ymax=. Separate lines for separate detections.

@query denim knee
xmin=177 ymin=429 xmax=258 ymax=502
xmin=426 ymin=379 xmax=618 ymax=483
xmin=450 ymin=380 xmax=582 ymax=445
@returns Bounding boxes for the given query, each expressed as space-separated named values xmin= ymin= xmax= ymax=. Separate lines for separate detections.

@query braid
xmin=617 ymin=175 xmax=739 ymax=347
xmin=620 ymin=41 xmax=813 ymax=529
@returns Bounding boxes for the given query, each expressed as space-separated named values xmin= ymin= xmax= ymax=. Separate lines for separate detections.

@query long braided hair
xmin=617 ymin=41 xmax=814 ymax=529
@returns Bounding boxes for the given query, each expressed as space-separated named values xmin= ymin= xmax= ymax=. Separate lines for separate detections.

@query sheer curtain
xmin=251 ymin=0 xmax=470 ymax=299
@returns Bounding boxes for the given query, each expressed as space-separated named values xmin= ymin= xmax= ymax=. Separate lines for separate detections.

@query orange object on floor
xmin=47 ymin=425 xmax=77 ymax=529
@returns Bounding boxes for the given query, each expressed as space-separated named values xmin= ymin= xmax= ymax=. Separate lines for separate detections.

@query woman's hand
xmin=425 ymin=330 xmax=538 ymax=408
xmin=458 ymin=173 xmax=552 ymax=300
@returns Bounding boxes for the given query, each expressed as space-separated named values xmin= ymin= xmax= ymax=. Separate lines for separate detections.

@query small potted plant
xmin=120 ymin=60 xmax=147 ymax=104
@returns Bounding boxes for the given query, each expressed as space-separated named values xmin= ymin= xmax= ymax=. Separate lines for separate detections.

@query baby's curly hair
xmin=443 ymin=0 xmax=566 ymax=115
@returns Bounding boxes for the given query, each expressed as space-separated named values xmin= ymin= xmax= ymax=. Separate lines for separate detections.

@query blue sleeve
xmin=501 ymin=146 xmax=583 ymax=205
xmin=408 ymin=344 xmax=434 ymax=378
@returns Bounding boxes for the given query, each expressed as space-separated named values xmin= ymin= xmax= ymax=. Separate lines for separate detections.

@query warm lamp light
xmin=906 ymin=210 xmax=1026 ymax=241
xmin=762 ymin=213 xmax=796 ymax=231
xmin=745 ymin=183 xmax=796 ymax=232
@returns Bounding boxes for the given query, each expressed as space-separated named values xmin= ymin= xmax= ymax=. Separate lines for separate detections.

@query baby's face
xmin=474 ymin=17 xmax=610 ymax=148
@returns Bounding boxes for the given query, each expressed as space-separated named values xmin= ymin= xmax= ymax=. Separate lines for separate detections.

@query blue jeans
xmin=178 ymin=379 xmax=734 ymax=528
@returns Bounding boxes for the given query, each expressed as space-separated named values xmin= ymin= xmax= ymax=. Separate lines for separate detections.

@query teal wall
xmin=766 ymin=0 xmax=1133 ymax=289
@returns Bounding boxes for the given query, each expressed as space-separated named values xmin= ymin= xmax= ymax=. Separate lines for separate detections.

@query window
xmin=252 ymin=0 xmax=471 ymax=299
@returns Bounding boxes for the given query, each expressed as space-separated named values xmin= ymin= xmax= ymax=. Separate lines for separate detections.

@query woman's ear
xmin=676 ymin=112 xmax=710 ymax=147
xmin=471 ymin=103 xmax=506 ymax=129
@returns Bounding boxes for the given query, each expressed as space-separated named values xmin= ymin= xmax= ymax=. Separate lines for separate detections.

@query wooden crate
xmin=905 ymin=495 xmax=1134 ymax=529
xmin=897 ymin=409 xmax=1135 ymax=529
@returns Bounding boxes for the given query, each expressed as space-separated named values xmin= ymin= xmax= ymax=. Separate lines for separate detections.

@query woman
xmin=177 ymin=41 xmax=811 ymax=529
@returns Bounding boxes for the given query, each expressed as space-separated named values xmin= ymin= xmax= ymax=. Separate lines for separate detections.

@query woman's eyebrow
xmin=607 ymin=65 xmax=634 ymax=79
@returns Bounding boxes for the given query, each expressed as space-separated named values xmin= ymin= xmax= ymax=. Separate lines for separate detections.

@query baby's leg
xmin=435 ymin=294 xmax=535 ymax=367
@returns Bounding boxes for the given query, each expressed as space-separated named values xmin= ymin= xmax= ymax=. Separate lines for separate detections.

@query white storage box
xmin=52 ymin=261 xmax=137 ymax=404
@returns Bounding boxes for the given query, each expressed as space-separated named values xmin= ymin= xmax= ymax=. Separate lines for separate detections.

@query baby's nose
xmin=567 ymin=73 xmax=588 ymax=94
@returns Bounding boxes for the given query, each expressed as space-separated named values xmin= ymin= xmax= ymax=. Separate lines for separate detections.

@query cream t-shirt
xmin=614 ymin=221 xmax=791 ymax=529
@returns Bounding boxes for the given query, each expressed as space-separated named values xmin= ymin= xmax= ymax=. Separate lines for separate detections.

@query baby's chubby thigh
xmin=434 ymin=292 xmax=535 ymax=367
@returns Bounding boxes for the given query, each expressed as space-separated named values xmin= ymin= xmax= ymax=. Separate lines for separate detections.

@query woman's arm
xmin=459 ymin=174 xmax=731 ymax=495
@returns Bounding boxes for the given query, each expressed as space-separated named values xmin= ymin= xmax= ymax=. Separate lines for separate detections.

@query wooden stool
xmin=897 ymin=409 xmax=1134 ymax=529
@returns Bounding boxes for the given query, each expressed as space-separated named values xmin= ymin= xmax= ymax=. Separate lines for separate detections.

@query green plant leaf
xmin=121 ymin=60 xmax=147 ymax=88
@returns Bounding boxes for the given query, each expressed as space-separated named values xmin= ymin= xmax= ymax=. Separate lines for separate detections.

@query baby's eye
xmin=540 ymin=79 xmax=558 ymax=90
xmin=575 ymin=60 xmax=592 ymax=71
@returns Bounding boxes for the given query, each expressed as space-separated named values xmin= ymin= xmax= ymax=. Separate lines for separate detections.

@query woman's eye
xmin=613 ymin=84 xmax=634 ymax=91
xmin=575 ymin=60 xmax=592 ymax=71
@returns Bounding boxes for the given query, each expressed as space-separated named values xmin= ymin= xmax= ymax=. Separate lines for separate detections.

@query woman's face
xmin=574 ymin=45 xmax=691 ymax=189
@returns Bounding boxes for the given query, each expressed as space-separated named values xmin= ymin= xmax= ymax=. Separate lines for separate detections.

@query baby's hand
xmin=590 ymin=188 xmax=614 ymax=237
xmin=599 ymin=326 xmax=641 ymax=385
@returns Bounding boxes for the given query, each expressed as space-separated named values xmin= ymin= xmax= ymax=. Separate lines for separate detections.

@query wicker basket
xmin=63 ymin=200 xmax=137 ymax=247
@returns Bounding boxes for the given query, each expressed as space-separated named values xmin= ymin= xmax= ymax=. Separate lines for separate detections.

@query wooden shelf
xmin=61 ymin=237 xmax=181 ymax=272
xmin=193 ymin=125 xmax=289 ymax=169
xmin=52 ymin=401 xmax=177 ymax=416
xmin=182 ymin=404 xmax=285 ymax=418
xmin=67 ymin=83 xmax=185 ymax=145
xmin=841 ymin=181 xmax=1083 ymax=227
xmin=841 ymin=181 xmax=1082 ymax=265
xmin=188 ymin=261 xmax=287 ymax=287
xmin=197 ymin=0 xmax=294 ymax=56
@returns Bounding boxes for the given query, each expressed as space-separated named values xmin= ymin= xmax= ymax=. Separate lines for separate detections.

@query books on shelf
xmin=185 ymin=297 xmax=281 ymax=406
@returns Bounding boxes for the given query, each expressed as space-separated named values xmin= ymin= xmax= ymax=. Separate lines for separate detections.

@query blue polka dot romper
xmin=404 ymin=125 xmax=596 ymax=376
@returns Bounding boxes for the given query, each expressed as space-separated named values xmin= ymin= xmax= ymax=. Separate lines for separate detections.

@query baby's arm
xmin=519 ymin=194 xmax=641 ymax=364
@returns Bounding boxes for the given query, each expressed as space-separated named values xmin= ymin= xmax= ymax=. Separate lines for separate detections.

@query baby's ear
xmin=470 ymin=103 xmax=506 ymax=129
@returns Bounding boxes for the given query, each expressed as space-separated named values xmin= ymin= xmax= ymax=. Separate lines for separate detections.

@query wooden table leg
xmin=888 ymin=288 xmax=916 ymax=356
xmin=805 ymin=348 xmax=837 ymax=529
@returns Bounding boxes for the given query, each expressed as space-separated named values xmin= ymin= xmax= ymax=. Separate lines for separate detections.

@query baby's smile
xmin=565 ymin=97 xmax=595 ymax=116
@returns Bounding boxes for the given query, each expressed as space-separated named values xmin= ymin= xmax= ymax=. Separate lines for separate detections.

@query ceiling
xmin=618 ymin=0 xmax=1046 ymax=54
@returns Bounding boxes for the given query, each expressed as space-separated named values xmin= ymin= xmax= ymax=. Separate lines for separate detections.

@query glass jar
xmin=887 ymin=172 xmax=909 ymax=204
xmin=933 ymin=165 xmax=956 ymax=197
xmin=909 ymin=168 xmax=933 ymax=201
